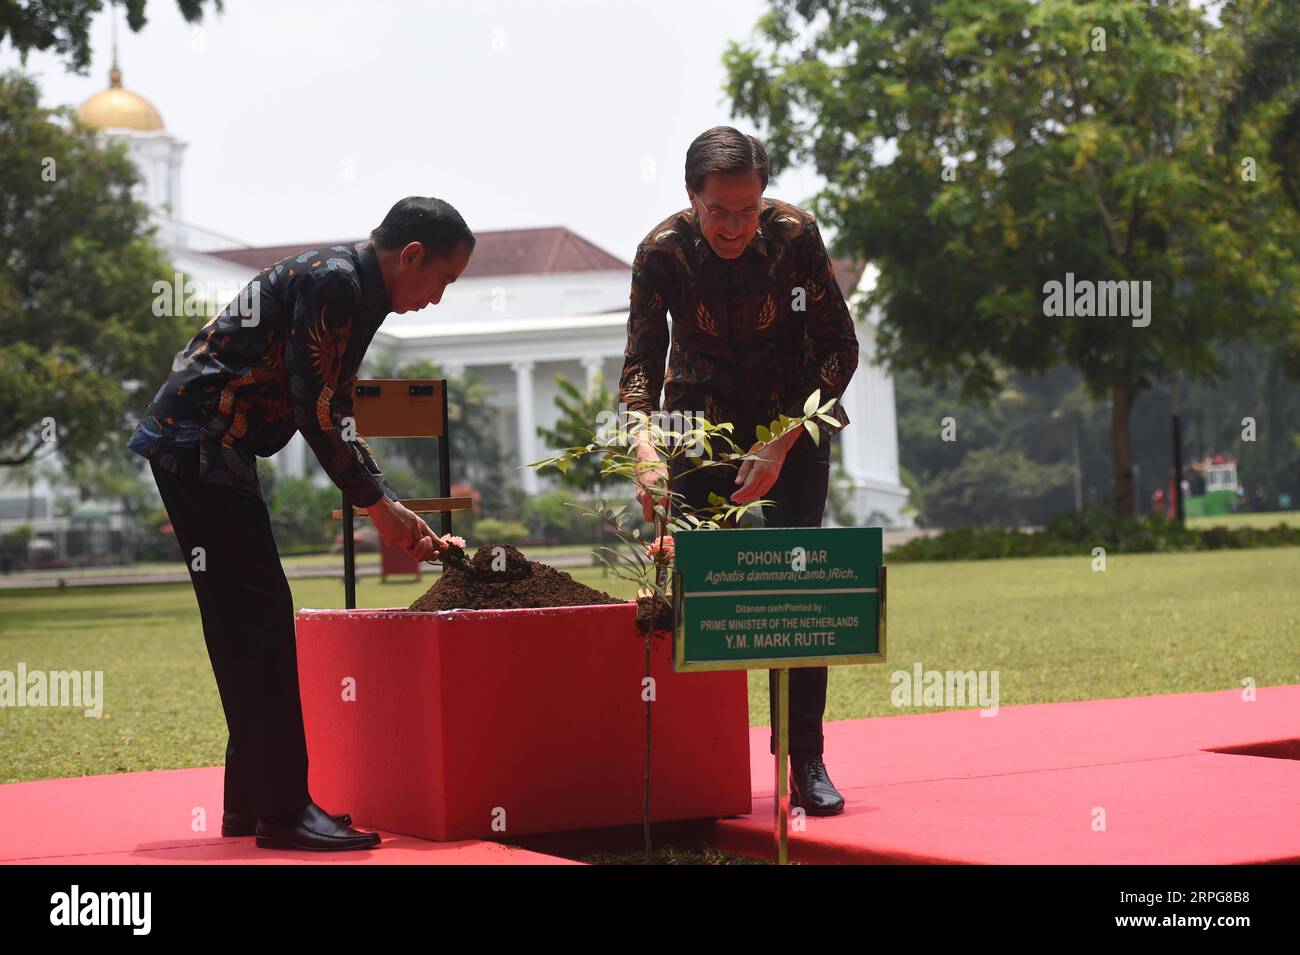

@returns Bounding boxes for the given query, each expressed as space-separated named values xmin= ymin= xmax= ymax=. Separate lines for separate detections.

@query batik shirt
xmin=618 ymin=197 xmax=860 ymax=453
xmin=128 ymin=241 xmax=400 ymax=509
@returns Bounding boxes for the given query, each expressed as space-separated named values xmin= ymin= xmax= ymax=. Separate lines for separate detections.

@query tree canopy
xmin=725 ymin=0 xmax=1300 ymax=515
xmin=0 ymin=0 xmax=222 ymax=74
xmin=0 ymin=69 xmax=191 ymax=470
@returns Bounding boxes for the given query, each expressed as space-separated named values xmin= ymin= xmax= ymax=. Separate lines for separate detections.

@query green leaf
xmin=803 ymin=389 xmax=821 ymax=416
xmin=804 ymin=420 xmax=820 ymax=444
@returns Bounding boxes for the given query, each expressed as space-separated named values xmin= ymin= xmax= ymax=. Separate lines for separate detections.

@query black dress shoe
xmin=789 ymin=755 xmax=845 ymax=816
xmin=222 ymin=808 xmax=352 ymax=837
xmin=254 ymin=802 xmax=381 ymax=851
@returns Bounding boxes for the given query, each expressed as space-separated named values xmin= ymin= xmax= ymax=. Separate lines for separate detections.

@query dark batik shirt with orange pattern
xmin=618 ymin=197 xmax=860 ymax=455
xmin=127 ymin=241 xmax=400 ymax=509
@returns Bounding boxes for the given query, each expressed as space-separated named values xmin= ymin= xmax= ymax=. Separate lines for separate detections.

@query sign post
xmin=672 ymin=526 xmax=886 ymax=864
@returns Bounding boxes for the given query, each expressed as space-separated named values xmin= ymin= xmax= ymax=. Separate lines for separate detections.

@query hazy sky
xmin=5 ymin=0 xmax=826 ymax=261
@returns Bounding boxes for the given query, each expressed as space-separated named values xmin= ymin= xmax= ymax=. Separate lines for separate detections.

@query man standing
xmin=128 ymin=197 xmax=474 ymax=850
xmin=619 ymin=128 xmax=860 ymax=814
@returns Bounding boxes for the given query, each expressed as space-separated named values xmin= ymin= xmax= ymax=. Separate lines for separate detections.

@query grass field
xmin=1 ymin=547 xmax=1296 ymax=785
xmin=1 ymin=544 xmax=599 ymax=581
xmin=1186 ymin=509 xmax=1299 ymax=530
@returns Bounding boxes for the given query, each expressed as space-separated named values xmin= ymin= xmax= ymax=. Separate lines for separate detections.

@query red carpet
xmin=0 ymin=767 xmax=575 ymax=865
xmin=717 ymin=685 xmax=1300 ymax=864
xmin=5 ymin=687 xmax=1296 ymax=864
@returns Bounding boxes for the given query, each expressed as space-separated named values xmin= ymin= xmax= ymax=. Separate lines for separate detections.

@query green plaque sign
xmin=671 ymin=526 xmax=886 ymax=672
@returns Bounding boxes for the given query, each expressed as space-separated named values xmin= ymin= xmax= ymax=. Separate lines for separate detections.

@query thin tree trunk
xmin=1110 ymin=377 xmax=1135 ymax=517
xmin=643 ymin=634 xmax=652 ymax=863
xmin=644 ymin=506 xmax=668 ymax=864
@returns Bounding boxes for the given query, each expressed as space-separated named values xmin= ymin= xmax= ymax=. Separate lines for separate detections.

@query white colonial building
xmin=0 ymin=58 xmax=911 ymax=560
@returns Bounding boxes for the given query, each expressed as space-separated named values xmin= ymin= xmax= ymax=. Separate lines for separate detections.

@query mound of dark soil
xmin=468 ymin=542 xmax=532 ymax=580
xmin=635 ymin=593 xmax=673 ymax=634
xmin=408 ymin=544 xmax=624 ymax=612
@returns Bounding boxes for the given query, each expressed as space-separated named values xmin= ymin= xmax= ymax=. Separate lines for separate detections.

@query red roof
xmin=206 ymin=226 xmax=631 ymax=278
xmin=831 ymin=258 xmax=865 ymax=297
xmin=206 ymin=229 xmax=866 ymax=295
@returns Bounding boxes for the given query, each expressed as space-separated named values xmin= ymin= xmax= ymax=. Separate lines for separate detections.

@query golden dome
xmin=76 ymin=64 xmax=164 ymax=132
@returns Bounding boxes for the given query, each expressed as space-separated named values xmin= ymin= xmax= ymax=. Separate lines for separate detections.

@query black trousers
xmin=150 ymin=461 xmax=311 ymax=820
xmin=670 ymin=433 xmax=832 ymax=758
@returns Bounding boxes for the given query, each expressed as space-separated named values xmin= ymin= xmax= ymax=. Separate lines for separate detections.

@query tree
xmin=524 ymin=488 xmax=582 ymax=544
xmin=1143 ymin=339 xmax=1300 ymax=512
xmin=725 ymin=0 xmax=1300 ymax=516
xmin=895 ymin=366 xmax=1081 ymax=527
xmin=268 ymin=476 xmax=338 ymax=552
xmin=1219 ymin=0 xmax=1300 ymax=217
xmin=530 ymin=399 xmax=833 ymax=862
xmin=0 ymin=69 xmax=192 ymax=470
xmin=0 ymin=0 xmax=223 ymax=74
xmin=534 ymin=371 xmax=616 ymax=493
xmin=360 ymin=355 xmax=511 ymax=517
xmin=894 ymin=340 xmax=1300 ymax=528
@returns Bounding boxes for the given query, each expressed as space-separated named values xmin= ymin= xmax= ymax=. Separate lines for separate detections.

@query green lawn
xmin=1 ymin=548 xmax=1296 ymax=786
xmin=1185 ymin=509 xmax=1299 ymax=530
xmin=2 ymin=544 xmax=600 ymax=581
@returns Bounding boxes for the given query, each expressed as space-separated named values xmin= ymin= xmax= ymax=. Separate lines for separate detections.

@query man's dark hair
xmin=370 ymin=196 xmax=475 ymax=258
xmin=684 ymin=126 xmax=769 ymax=193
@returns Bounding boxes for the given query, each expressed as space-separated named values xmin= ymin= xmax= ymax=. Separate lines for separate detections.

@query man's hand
xmin=731 ymin=430 xmax=800 ymax=504
xmin=366 ymin=498 xmax=444 ymax=562
xmin=633 ymin=439 xmax=670 ymax=522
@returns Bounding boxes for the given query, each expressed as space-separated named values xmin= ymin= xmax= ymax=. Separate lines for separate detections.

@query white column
xmin=840 ymin=360 xmax=869 ymax=483
xmin=877 ymin=367 xmax=900 ymax=484
xmin=168 ymin=138 xmax=186 ymax=222
xmin=863 ymin=356 xmax=880 ymax=480
xmin=285 ymin=432 xmax=301 ymax=479
xmin=580 ymin=356 xmax=605 ymax=393
xmin=512 ymin=360 xmax=539 ymax=494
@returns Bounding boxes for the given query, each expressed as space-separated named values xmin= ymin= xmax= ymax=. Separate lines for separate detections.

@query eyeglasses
xmin=690 ymin=192 xmax=761 ymax=230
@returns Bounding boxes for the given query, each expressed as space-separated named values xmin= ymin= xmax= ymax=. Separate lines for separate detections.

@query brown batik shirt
xmin=618 ymin=197 xmax=860 ymax=455
xmin=127 ymin=241 xmax=400 ymax=509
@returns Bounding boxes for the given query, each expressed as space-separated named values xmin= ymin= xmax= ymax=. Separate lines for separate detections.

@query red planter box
xmin=294 ymin=603 xmax=752 ymax=841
